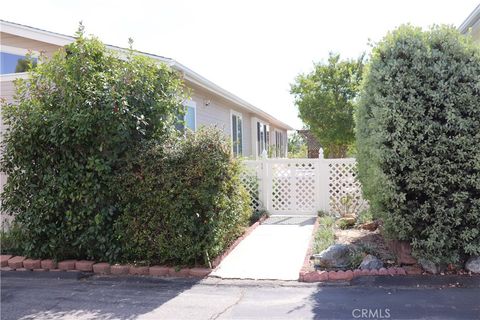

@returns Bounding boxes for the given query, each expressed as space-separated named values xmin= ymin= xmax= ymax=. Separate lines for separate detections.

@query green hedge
xmin=356 ymin=25 xmax=480 ymax=264
xmin=115 ymin=128 xmax=251 ymax=266
xmin=0 ymin=29 xmax=185 ymax=262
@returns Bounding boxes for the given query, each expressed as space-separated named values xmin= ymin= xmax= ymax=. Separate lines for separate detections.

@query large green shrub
xmin=356 ymin=25 xmax=480 ymax=264
xmin=0 ymin=29 xmax=185 ymax=261
xmin=115 ymin=127 xmax=251 ymax=266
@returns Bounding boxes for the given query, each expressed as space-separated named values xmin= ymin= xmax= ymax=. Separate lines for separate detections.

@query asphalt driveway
xmin=1 ymin=274 xmax=479 ymax=319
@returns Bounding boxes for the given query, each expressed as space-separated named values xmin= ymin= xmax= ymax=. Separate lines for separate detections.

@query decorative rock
xmin=149 ymin=266 xmax=170 ymax=277
xmin=16 ymin=268 xmax=29 ymax=272
xmin=76 ymin=260 xmax=95 ymax=272
xmin=0 ymin=255 xmax=13 ymax=267
xmin=387 ymin=240 xmax=417 ymax=265
xmin=465 ymin=256 xmax=480 ymax=274
xmin=23 ymin=259 xmax=41 ymax=270
xmin=418 ymin=258 xmax=445 ymax=275
xmin=369 ymin=269 xmax=379 ymax=276
xmin=111 ymin=265 xmax=129 ymax=275
xmin=313 ymin=244 xmax=352 ymax=269
xmin=1 ymin=267 xmax=13 ymax=272
xmin=58 ymin=260 xmax=76 ymax=271
xmin=188 ymin=268 xmax=211 ymax=278
xmin=8 ymin=256 xmax=26 ymax=269
xmin=93 ymin=263 xmax=111 ymax=274
xmin=41 ymin=259 xmax=57 ymax=270
xmin=33 ymin=269 xmax=47 ymax=272
xmin=359 ymin=254 xmax=384 ymax=270
xmin=359 ymin=221 xmax=378 ymax=231
xmin=129 ymin=266 xmax=149 ymax=276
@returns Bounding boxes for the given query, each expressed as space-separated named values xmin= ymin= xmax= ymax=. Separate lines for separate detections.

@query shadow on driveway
xmin=1 ymin=274 xmax=199 ymax=320
xmin=308 ymin=276 xmax=480 ymax=319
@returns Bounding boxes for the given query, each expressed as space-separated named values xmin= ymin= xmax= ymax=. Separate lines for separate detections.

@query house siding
xmin=189 ymin=83 xmax=253 ymax=157
xmin=471 ymin=20 xmax=480 ymax=43
xmin=0 ymin=80 xmax=15 ymax=199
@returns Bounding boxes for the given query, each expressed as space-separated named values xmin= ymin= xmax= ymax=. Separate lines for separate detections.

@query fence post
xmin=317 ymin=148 xmax=330 ymax=213
xmin=261 ymin=151 xmax=270 ymax=212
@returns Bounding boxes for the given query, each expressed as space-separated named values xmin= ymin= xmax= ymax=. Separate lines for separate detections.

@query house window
xmin=231 ymin=112 xmax=243 ymax=156
xmin=256 ymin=121 xmax=269 ymax=157
xmin=185 ymin=102 xmax=196 ymax=131
xmin=176 ymin=100 xmax=196 ymax=132
xmin=0 ymin=51 xmax=37 ymax=75
xmin=275 ymin=131 xmax=286 ymax=157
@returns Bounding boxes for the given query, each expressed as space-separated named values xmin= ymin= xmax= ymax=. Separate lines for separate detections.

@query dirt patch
xmin=335 ymin=228 xmax=396 ymax=265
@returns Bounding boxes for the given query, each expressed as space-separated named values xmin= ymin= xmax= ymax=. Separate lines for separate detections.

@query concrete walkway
xmin=210 ymin=216 xmax=315 ymax=281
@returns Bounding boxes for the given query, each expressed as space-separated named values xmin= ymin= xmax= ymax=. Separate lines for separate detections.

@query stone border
xmin=298 ymin=218 xmax=410 ymax=282
xmin=0 ymin=215 xmax=268 ymax=280
xmin=0 ymin=255 xmax=211 ymax=278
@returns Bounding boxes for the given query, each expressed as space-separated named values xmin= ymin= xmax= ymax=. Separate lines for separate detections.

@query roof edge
xmin=0 ymin=19 xmax=293 ymax=130
xmin=175 ymin=61 xmax=293 ymax=130
xmin=459 ymin=4 xmax=480 ymax=34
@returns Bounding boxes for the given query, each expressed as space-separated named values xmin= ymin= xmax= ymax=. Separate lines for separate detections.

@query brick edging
xmin=299 ymin=267 xmax=408 ymax=282
xmin=0 ymin=216 xmax=268 ymax=280
xmin=0 ymin=255 xmax=212 ymax=279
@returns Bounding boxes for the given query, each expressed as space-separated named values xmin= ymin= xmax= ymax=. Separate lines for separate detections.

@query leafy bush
xmin=356 ymin=25 xmax=480 ymax=264
xmin=0 ymin=28 xmax=185 ymax=261
xmin=356 ymin=210 xmax=373 ymax=225
xmin=0 ymin=221 xmax=24 ymax=255
xmin=314 ymin=216 xmax=335 ymax=253
xmin=291 ymin=53 xmax=364 ymax=158
xmin=115 ymin=127 xmax=251 ymax=266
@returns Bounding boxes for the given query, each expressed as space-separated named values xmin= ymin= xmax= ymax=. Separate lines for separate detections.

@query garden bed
xmin=300 ymin=214 xmax=480 ymax=282
xmin=300 ymin=215 xmax=405 ymax=282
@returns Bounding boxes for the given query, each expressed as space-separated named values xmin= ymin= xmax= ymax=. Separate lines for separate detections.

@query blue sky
xmin=2 ymin=0 xmax=478 ymax=129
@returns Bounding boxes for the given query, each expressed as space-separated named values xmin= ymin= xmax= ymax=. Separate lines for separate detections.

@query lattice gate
xmin=242 ymin=157 xmax=365 ymax=216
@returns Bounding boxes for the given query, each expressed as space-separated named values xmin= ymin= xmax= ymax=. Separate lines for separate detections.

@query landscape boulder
xmin=313 ymin=244 xmax=352 ymax=269
xmin=418 ymin=258 xmax=446 ymax=275
xmin=465 ymin=256 xmax=480 ymax=274
xmin=359 ymin=254 xmax=384 ymax=270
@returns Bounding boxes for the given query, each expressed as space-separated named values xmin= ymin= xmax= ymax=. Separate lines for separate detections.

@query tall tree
xmin=290 ymin=53 xmax=363 ymax=158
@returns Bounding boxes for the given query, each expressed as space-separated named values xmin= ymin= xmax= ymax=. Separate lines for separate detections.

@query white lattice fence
xmin=325 ymin=159 xmax=367 ymax=217
xmin=241 ymin=161 xmax=263 ymax=212
xmin=241 ymin=157 xmax=365 ymax=216
xmin=270 ymin=160 xmax=318 ymax=214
